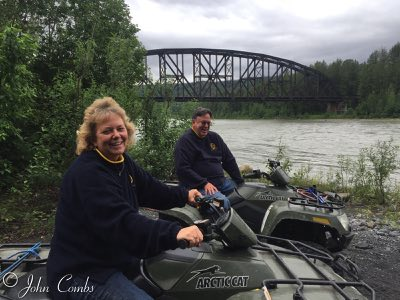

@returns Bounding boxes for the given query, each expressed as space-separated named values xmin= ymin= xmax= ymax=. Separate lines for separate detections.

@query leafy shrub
xmin=130 ymin=100 xmax=190 ymax=180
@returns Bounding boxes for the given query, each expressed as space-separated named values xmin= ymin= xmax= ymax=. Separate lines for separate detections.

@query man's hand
xmin=188 ymin=189 xmax=202 ymax=205
xmin=204 ymin=182 xmax=218 ymax=195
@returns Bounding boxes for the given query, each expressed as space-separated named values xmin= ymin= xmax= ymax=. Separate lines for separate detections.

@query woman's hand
xmin=177 ymin=225 xmax=203 ymax=247
xmin=187 ymin=189 xmax=202 ymax=205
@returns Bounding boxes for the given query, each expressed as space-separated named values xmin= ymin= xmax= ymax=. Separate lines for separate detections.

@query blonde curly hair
xmin=76 ymin=97 xmax=135 ymax=155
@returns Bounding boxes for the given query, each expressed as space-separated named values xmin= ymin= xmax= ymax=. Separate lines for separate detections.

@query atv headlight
xmin=337 ymin=213 xmax=350 ymax=231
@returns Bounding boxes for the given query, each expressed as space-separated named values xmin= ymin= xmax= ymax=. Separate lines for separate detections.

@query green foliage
xmin=0 ymin=27 xmax=38 ymax=190
xmin=271 ymin=139 xmax=292 ymax=173
xmin=363 ymin=139 xmax=398 ymax=204
xmin=270 ymin=139 xmax=399 ymax=207
xmin=130 ymin=100 xmax=190 ymax=179
xmin=333 ymin=140 xmax=398 ymax=205
xmin=335 ymin=155 xmax=353 ymax=192
xmin=170 ymin=101 xmax=201 ymax=119
xmin=291 ymin=164 xmax=313 ymax=186
xmin=0 ymin=0 xmax=146 ymax=194
xmin=340 ymin=151 xmax=374 ymax=202
xmin=106 ymin=36 xmax=146 ymax=89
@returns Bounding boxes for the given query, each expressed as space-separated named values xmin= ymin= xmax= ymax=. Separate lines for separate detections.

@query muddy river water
xmin=212 ymin=118 xmax=400 ymax=180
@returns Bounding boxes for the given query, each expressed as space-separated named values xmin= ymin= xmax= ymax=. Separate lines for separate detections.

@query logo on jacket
xmin=186 ymin=265 xmax=249 ymax=289
xmin=210 ymin=143 xmax=217 ymax=151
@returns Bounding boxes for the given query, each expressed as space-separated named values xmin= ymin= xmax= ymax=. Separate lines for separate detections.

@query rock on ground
xmin=342 ymin=213 xmax=400 ymax=300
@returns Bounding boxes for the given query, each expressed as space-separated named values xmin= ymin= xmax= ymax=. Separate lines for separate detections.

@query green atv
xmin=166 ymin=159 xmax=353 ymax=252
xmin=0 ymin=197 xmax=374 ymax=300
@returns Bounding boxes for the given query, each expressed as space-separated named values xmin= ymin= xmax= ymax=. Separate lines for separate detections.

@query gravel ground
xmin=341 ymin=212 xmax=400 ymax=300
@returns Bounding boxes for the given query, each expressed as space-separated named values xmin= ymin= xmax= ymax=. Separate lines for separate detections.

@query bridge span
xmin=143 ymin=48 xmax=343 ymax=111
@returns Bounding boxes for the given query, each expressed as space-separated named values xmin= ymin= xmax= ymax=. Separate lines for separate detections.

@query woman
xmin=47 ymin=97 xmax=203 ymax=300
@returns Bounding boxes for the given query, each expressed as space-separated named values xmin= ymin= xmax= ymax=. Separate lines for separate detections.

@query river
xmin=211 ymin=119 xmax=400 ymax=180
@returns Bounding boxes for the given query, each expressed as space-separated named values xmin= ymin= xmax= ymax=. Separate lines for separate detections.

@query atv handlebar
xmin=178 ymin=197 xmax=230 ymax=249
xmin=242 ymin=169 xmax=270 ymax=179
xmin=177 ymin=219 xmax=219 ymax=249
xmin=177 ymin=239 xmax=190 ymax=249
xmin=268 ymin=159 xmax=281 ymax=168
xmin=241 ymin=159 xmax=283 ymax=180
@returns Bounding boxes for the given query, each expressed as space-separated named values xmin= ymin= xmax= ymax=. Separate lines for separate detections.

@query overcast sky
xmin=126 ymin=0 xmax=400 ymax=67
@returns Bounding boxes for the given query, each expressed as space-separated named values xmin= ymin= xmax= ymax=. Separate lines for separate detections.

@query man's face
xmin=192 ymin=113 xmax=212 ymax=138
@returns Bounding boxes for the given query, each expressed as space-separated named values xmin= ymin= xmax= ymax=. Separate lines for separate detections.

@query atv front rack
xmin=254 ymin=235 xmax=375 ymax=300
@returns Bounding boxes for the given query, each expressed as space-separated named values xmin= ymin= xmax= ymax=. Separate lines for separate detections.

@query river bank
xmin=343 ymin=207 xmax=400 ymax=300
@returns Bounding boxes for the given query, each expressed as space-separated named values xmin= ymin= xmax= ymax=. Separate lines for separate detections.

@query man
xmin=174 ymin=107 xmax=244 ymax=209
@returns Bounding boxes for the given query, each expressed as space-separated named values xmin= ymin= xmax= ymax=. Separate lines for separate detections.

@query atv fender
xmin=260 ymin=200 xmax=351 ymax=237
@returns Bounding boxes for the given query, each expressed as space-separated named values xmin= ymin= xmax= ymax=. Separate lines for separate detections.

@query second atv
xmin=166 ymin=159 xmax=353 ymax=252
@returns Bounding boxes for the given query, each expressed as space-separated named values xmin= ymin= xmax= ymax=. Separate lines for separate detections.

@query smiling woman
xmin=46 ymin=97 xmax=203 ymax=300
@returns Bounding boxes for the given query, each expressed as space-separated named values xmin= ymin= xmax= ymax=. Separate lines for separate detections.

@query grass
xmin=0 ymin=187 xmax=58 ymax=243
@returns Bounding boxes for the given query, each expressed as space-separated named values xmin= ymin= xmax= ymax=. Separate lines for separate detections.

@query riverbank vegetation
xmin=274 ymin=139 xmax=400 ymax=227
xmin=1 ymin=1 xmax=400 ymax=242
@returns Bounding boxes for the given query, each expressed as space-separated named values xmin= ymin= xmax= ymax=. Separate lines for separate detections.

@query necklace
xmin=94 ymin=148 xmax=125 ymax=176
xmin=94 ymin=148 xmax=125 ymax=164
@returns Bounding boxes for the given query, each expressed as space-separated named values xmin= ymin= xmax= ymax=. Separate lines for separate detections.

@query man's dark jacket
xmin=174 ymin=129 xmax=243 ymax=189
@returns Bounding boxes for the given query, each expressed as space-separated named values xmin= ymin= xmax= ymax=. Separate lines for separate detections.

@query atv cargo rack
xmin=0 ymin=243 xmax=50 ymax=264
xmin=288 ymin=196 xmax=345 ymax=211
xmin=254 ymin=235 xmax=375 ymax=300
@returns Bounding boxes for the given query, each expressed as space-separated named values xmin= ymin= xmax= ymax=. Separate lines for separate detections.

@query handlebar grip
xmin=243 ymin=169 xmax=261 ymax=179
xmin=195 ymin=196 xmax=204 ymax=203
xmin=177 ymin=239 xmax=189 ymax=249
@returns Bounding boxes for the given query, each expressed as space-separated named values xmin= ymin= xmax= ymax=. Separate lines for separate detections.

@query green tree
xmin=0 ymin=27 xmax=38 ymax=189
xmin=130 ymin=100 xmax=189 ymax=179
xmin=388 ymin=43 xmax=400 ymax=95
xmin=106 ymin=36 xmax=146 ymax=90
xmin=0 ymin=1 xmax=146 ymax=192
xmin=364 ymin=139 xmax=398 ymax=205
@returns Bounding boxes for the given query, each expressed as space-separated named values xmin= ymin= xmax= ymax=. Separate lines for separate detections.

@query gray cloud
xmin=129 ymin=0 xmax=400 ymax=66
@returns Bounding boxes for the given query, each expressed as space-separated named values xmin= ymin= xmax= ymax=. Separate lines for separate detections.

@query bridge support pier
xmin=326 ymin=102 xmax=338 ymax=113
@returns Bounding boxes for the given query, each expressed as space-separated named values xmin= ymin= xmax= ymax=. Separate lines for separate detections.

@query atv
xmin=166 ymin=159 xmax=353 ymax=252
xmin=0 ymin=198 xmax=374 ymax=300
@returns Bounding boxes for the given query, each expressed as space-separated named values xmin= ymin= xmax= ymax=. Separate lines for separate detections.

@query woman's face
xmin=94 ymin=113 xmax=128 ymax=161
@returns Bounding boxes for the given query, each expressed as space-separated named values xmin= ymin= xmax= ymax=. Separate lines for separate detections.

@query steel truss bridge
xmin=142 ymin=48 xmax=342 ymax=107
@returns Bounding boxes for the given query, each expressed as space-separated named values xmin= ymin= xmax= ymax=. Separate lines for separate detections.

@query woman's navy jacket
xmin=47 ymin=150 xmax=187 ymax=298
